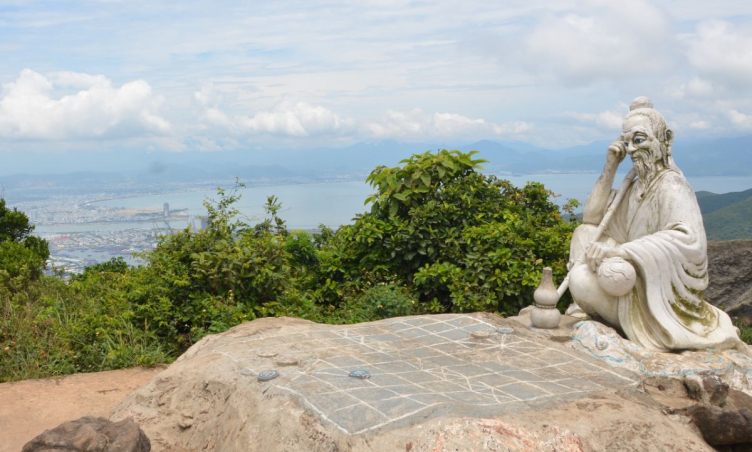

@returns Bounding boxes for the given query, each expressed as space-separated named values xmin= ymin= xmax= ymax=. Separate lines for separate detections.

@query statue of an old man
xmin=567 ymin=97 xmax=742 ymax=351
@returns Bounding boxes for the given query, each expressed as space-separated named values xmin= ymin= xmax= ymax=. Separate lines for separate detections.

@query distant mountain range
xmin=2 ymin=135 xmax=752 ymax=183
xmin=1 ymin=136 xmax=750 ymax=240
xmin=697 ymin=188 xmax=752 ymax=241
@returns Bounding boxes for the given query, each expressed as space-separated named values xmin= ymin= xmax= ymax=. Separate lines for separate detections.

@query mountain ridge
xmin=2 ymin=135 xmax=751 ymax=182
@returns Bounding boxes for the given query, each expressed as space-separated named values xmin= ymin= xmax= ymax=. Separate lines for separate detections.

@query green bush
xmin=737 ymin=320 xmax=752 ymax=345
xmin=123 ymin=188 xmax=296 ymax=347
xmin=0 ymin=271 xmax=168 ymax=382
xmin=0 ymin=198 xmax=49 ymax=292
xmin=1 ymin=200 xmax=166 ymax=382
xmin=0 ymin=150 xmax=579 ymax=382
xmin=332 ymin=150 xmax=575 ymax=315
xmin=0 ymin=241 xmax=46 ymax=291
xmin=345 ymin=284 xmax=417 ymax=323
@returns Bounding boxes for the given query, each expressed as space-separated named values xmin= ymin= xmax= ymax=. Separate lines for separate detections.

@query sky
xmin=0 ymin=0 xmax=751 ymax=155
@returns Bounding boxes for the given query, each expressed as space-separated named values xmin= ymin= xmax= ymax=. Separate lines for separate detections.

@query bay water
xmin=35 ymin=173 xmax=752 ymax=234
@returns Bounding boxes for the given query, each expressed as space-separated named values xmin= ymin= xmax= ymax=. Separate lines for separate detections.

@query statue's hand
xmin=606 ymin=140 xmax=627 ymax=167
xmin=586 ymin=242 xmax=629 ymax=272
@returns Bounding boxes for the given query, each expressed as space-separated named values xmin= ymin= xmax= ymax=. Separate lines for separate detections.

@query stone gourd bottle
xmin=531 ymin=267 xmax=561 ymax=328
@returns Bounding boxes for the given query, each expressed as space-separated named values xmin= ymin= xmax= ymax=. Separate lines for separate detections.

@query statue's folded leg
xmin=566 ymin=224 xmax=620 ymax=327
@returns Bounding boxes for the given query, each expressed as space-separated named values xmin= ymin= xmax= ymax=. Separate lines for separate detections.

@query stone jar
xmin=531 ymin=267 xmax=561 ymax=329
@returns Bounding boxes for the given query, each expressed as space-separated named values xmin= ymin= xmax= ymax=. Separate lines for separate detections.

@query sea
xmin=35 ymin=172 xmax=752 ymax=234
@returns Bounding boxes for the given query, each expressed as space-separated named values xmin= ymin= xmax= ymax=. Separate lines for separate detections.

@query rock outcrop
xmin=570 ymin=320 xmax=752 ymax=395
xmin=22 ymin=416 xmax=150 ymax=452
xmin=112 ymin=314 xmax=719 ymax=451
xmin=707 ymin=239 xmax=752 ymax=325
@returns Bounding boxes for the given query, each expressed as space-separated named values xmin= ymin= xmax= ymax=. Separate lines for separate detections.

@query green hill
xmin=697 ymin=188 xmax=752 ymax=215
xmin=698 ymin=188 xmax=752 ymax=240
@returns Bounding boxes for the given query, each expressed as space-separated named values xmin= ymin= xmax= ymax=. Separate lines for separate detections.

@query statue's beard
xmin=632 ymin=152 xmax=657 ymax=189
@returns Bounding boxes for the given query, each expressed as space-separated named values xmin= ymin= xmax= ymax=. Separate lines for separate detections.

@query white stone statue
xmin=565 ymin=96 xmax=743 ymax=352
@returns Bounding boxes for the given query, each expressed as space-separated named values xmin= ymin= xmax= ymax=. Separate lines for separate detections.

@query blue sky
xmin=0 ymin=0 xmax=751 ymax=154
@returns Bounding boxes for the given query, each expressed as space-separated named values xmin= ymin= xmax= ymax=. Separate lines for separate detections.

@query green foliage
xmin=70 ymin=257 xmax=128 ymax=283
xmin=703 ymin=195 xmax=752 ymax=240
xmin=0 ymin=269 xmax=168 ymax=382
xmin=0 ymin=241 xmax=46 ymax=291
xmin=338 ymin=150 xmax=575 ymax=315
xmin=1 ymin=149 xmax=578 ymax=382
xmin=285 ymin=230 xmax=318 ymax=270
xmin=737 ymin=320 xmax=752 ymax=345
xmin=0 ymin=199 xmax=49 ymax=290
xmin=0 ymin=198 xmax=34 ymax=243
xmin=344 ymin=284 xmax=417 ymax=323
xmin=126 ymin=185 xmax=294 ymax=347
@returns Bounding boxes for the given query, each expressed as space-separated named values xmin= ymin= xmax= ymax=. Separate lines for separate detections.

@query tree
xmin=0 ymin=198 xmax=34 ymax=243
xmin=0 ymin=199 xmax=49 ymax=288
xmin=126 ymin=184 xmax=293 ymax=347
xmin=332 ymin=150 xmax=576 ymax=316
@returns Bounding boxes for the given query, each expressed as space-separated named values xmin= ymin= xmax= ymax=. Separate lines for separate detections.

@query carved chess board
xmin=215 ymin=314 xmax=637 ymax=434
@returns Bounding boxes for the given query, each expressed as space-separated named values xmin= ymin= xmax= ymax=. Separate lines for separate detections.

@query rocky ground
xmin=0 ymin=366 xmax=165 ymax=452
xmin=109 ymin=314 xmax=750 ymax=451
xmin=5 ymin=312 xmax=752 ymax=451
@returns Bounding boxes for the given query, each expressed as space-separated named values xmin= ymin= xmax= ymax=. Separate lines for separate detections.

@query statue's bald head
xmin=623 ymin=96 xmax=674 ymax=167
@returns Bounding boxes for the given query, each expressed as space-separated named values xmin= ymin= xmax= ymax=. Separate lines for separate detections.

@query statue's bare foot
xmin=566 ymin=303 xmax=591 ymax=320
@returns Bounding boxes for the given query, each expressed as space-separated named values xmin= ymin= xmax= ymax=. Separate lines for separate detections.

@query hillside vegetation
xmin=697 ymin=188 xmax=752 ymax=240
xmin=0 ymin=150 xmax=577 ymax=382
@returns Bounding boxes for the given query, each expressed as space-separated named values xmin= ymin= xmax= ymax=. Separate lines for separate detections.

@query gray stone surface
xmin=570 ymin=320 xmax=752 ymax=396
xmin=112 ymin=314 xmax=722 ymax=452
xmin=165 ymin=314 xmax=636 ymax=435
xmin=707 ymin=239 xmax=752 ymax=324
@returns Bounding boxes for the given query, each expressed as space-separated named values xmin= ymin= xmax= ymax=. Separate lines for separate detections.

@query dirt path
xmin=0 ymin=366 xmax=166 ymax=452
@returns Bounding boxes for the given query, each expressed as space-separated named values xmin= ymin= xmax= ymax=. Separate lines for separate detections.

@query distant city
xmin=5 ymin=175 xmax=355 ymax=275
xmin=3 ymin=137 xmax=752 ymax=275
xmin=19 ymin=196 xmax=195 ymax=274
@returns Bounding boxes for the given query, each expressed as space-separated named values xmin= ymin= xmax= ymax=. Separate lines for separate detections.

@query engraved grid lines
xmin=208 ymin=314 xmax=636 ymax=434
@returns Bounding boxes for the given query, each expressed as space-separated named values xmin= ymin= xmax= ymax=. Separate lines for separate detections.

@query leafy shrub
xmin=0 ymin=198 xmax=34 ymax=243
xmin=0 ymin=241 xmax=46 ymax=291
xmin=285 ymin=230 xmax=318 ymax=270
xmin=0 ymin=270 xmax=168 ymax=382
xmin=736 ymin=320 xmax=752 ymax=345
xmin=345 ymin=284 xmax=417 ymax=323
xmin=0 ymin=198 xmax=49 ymax=291
xmin=123 ymin=187 xmax=296 ymax=347
xmin=334 ymin=150 xmax=575 ymax=315
xmin=0 ymin=149 xmax=578 ymax=381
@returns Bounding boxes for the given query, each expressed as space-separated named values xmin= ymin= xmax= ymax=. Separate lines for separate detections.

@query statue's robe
xmin=600 ymin=168 xmax=741 ymax=351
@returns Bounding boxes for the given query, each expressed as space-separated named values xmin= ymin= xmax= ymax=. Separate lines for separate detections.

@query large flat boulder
xmin=112 ymin=314 xmax=716 ymax=451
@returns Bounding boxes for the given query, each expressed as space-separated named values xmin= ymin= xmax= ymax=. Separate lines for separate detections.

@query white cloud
xmin=522 ymin=0 xmax=674 ymax=83
xmin=728 ymin=110 xmax=752 ymax=129
xmin=49 ymin=71 xmax=111 ymax=89
xmin=198 ymin=97 xmax=354 ymax=138
xmin=689 ymin=120 xmax=710 ymax=130
xmin=194 ymin=137 xmax=223 ymax=152
xmin=238 ymin=101 xmax=353 ymax=137
xmin=362 ymin=108 xmax=532 ymax=140
xmin=198 ymin=99 xmax=533 ymax=143
xmin=0 ymin=69 xmax=170 ymax=140
xmin=684 ymin=20 xmax=752 ymax=89
xmin=670 ymin=77 xmax=720 ymax=100
xmin=556 ymin=109 xmax=623 ymax=129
